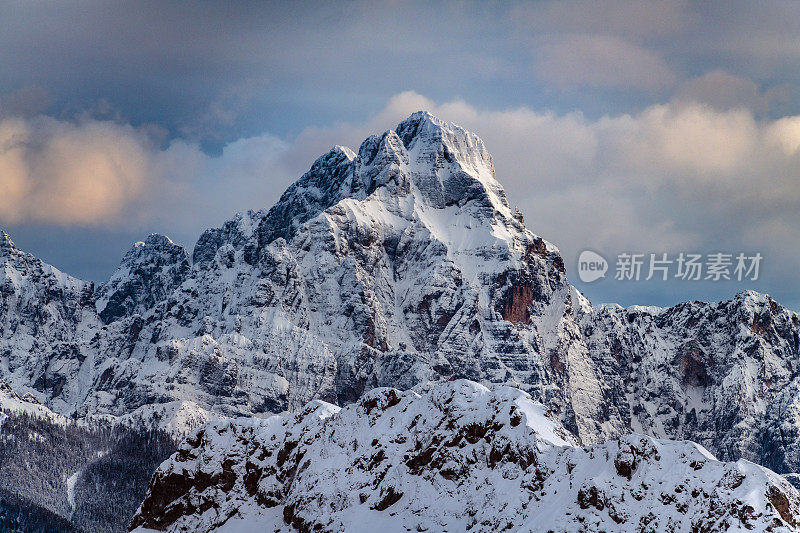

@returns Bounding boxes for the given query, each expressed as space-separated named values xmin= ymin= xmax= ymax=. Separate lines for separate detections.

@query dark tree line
xmin=0 ymin=409 xmax=176 ymax=532
xmin=0 ymin=488 xmax=79 ymax=533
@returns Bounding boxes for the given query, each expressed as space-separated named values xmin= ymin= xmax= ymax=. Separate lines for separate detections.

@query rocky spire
xmin=96 ymin=233 xmax=190 ymax=323
xmin=0 ymin=230 xmax=17 ymax=256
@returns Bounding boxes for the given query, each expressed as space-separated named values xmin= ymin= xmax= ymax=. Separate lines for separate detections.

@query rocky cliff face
xmin=2 ymin=112 xmax=800 ymax=476
xmin=0 ymin=230 xmax=99 ymax=411
xmin=130 ymin=380 xmax=800 ymax=532
xmin=580 ymin=292 xmax=800 ymax=474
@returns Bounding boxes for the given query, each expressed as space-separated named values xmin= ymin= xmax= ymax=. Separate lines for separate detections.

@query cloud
xmin=0 ymin=116 xmax=154 ymax=224
xmin=3 ymin=1 xmax=800 ymax=152
xmin=534 ymin=34 xmax=677 ymax=91
xmin=150 ymin=134 xmax=292 ymax=234
xmin=511 ymin=0 xmax=691 ymax=40
xmin=672 ymin=70 xmax=795 ymax=115
xmin=0 ymin=114 xmax=293 ymax=232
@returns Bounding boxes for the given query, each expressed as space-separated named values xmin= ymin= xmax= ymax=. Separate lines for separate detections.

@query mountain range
xmin=3 ymin=112 xmax=800 ymax=530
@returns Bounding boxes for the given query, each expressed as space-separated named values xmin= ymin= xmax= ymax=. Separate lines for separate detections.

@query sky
xmin=2 ymin=0 xmax=800 ymax=310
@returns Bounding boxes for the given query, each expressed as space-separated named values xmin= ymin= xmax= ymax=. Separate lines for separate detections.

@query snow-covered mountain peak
xmin=734 ymin=289 xmax=784 ymax=311
xmin=396 ymin=111 xmax=494 ymax=176
xmin=119 ymin=233 xmax=187 ymax=268
xmin=190 ymin=112 xmax=534 ymax=286
xmin=134 ymin=233 xmax=180 ymax=251
xmin=283 ymin=112 xmax=507 ymax=216
xmin=354 ymin=128 xmax=408 ymax=193
xmin=96 ymin=232 xmax=190 ymax=323
xmin=359 ymin=112 xmax=507 ymax=214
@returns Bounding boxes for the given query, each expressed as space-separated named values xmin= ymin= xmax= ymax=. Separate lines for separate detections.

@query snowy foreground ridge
xmin=131 ymin=380 xmax=800 ymax=532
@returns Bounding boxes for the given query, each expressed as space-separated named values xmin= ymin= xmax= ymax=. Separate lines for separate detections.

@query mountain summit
xmin=2 ymin=113 xmax=800 ymax=476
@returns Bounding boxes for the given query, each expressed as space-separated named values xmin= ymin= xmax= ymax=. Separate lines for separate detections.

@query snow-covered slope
xmin=0 ymin=378 xmax=210 ymax=441
xmin=131 ymin=380 xmax=800 ymax=532
xmin=2 ymin=112 xmax=800 ymax=475
xmin=0 ymin=230 xmax=100 ymax=415
xmin=0 ymin=380 xmax=69 ymax=426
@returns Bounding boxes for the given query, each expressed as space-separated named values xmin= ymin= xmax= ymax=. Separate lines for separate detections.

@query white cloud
xmin=0 ymin=114 xmax=293 ymax=234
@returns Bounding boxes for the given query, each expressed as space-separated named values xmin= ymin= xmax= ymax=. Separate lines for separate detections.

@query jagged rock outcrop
xmin=2 ymin=112 xmax=800 ymax=476
xmin=130 ymin=380 xmax=800 ymax=532
xmin=96 ymin=234 xmax=190 ymax=324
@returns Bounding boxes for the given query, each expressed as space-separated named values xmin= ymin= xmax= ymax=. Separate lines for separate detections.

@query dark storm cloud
xmin=0 ymin=1 xmax=523 ymax=142
xmin=3 ymin=1 xmax=800 ymax=130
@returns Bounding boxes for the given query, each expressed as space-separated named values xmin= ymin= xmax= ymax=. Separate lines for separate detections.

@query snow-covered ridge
xmin=0 ymin=379 xmax=209 ymax=440
xmin=131 ymin=380 xmax=800 ymax=532
xmin=0 ymin=380 xmax=69 ymax=426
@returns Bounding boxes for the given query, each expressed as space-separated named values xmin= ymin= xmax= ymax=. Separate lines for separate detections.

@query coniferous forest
xmin=0 ymin=410 xmax=176 ymax=532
